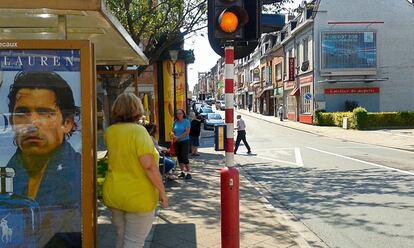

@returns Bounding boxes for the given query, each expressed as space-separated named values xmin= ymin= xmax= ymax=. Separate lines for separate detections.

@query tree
xmin=106 ymin=0 xmax=206 ymax=71
xmin=105 ymin=0 xmax=294 ymax=71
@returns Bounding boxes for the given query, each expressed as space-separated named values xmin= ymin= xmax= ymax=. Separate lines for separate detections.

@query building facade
xmin=313 ymin=0 xmax=414 ymax=113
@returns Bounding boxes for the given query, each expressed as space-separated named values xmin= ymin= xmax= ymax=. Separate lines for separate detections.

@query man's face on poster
xmin=11 ymin=88 xmax=74 ymax=156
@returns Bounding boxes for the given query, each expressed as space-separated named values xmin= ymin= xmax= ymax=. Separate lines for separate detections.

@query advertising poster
xmin=162 ymin=60 xmax=186 ymax=142
xmin=0 ymin=49 xmax=82 ymax=247
xmin=321 ymin=31 xmax=377 ymax=70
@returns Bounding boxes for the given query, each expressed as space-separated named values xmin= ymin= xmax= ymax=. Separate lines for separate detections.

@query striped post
xmin=221 ymin=44 xmax=240 ymax=248
xmin=224 ymin=46 xmax=235 ymax=167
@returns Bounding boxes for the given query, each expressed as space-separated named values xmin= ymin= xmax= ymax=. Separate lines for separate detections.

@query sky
xmin=184 ymin=0 xmax=303 ymax=91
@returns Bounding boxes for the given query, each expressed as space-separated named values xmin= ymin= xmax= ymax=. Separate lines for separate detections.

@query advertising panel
xmin=162 ymin=60 xmax=186 ymax=142
xmin=0 ymin=40 xmax=95 ymax=247
xmin=321 ymin=31 xmax=377 ymax=71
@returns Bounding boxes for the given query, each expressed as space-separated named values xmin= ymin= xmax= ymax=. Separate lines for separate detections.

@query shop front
xmin=285 ymin=80 xmax=298 ymax=121
xmin=298 ymin=75 xmax=314 ymax=124
xmin=273 ymin=87 xmax=283 ymax=117
xmin=257 ymin=86 xmax=274 ymax=116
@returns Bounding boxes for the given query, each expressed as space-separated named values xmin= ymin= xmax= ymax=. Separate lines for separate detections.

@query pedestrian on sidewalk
xmin=172 ymin=109 xmax=192 ymax=179
xmin=103 ymin=93 xmax=168 ymax=248
xmin=278 ymin=104 xmax=284 ymax=122
xmin=234 ymin=115 xmax=251 ymax=154
xmin=189 ymin=112 xmax=201 ymax=156
xmin=248 ymin=102 xmax=252 ymax=112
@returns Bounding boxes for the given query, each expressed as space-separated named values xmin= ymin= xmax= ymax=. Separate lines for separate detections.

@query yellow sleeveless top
xmin=103 ymin=123 xmax=159 ymax=213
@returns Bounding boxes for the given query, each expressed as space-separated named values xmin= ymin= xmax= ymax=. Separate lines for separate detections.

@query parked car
xmin=215 ymin=100 xmax=220 ymax=109
xmin=205 ymin=98 xmax=215 ymax=106
xmin=199 ymin=107 xmax=214 ymax=122
xmin=204 ymin=113 xmax=224 ymax=130
xmin=219 ymin=100 xmax=225 ymax=110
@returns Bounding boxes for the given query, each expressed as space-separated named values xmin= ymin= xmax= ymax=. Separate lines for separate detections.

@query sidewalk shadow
xmin=239 ymin=161 xmax=414 ymax=242
xmin=150 ymin=224 xmax=197 ymax=248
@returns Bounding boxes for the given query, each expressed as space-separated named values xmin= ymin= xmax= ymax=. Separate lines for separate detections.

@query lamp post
xmin=169 ymin=50 xmax=179 ymax=115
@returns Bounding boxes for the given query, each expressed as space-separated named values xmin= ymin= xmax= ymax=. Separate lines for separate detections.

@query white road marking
xmin=295 ymin=147 xmax=304 ymax=166
xmin=253 ymin=147 xmax=297 ymax=152
xmin=306 ymin=147 xmax=414 ymax=176
xmin=255 ymin=155 xmax=299 ymax=166
xmin=334 ymin=146 xmax=381 ymax=149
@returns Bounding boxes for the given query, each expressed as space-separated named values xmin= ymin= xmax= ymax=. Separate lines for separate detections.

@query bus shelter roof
xmin=0 ymin=0 xmax=149 ymax=65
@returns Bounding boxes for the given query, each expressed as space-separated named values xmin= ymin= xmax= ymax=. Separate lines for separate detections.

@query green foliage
xmin=362 ymin=112 xmax=414 ymax=129
xmin=314 ymin=111 xmax=354 ymax=128
xmin=106 ymin=0 xmax=207 ymax=66
xmin=314 ymin=107 xmax=414 ymax=129
xmin=97 ymin=157 xmax=108 ymax=179
xmin=344 ymin=100 xmax=359 ymax=112
xmin=97 ymin=157 xmax=108 ymax=199
xmin=352 ymin=107 xmax=368 ymax=129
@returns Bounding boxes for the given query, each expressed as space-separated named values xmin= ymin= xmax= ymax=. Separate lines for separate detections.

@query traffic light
xmin=208 ymin=0 xmax=261 ymax=59
xmin=213 ymin=0 xmax=249 ymax=40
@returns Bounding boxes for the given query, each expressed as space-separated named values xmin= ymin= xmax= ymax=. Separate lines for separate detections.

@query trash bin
xmin=214 ymin=124 xmax=227 ymax=151
xmin=342 ymin=117 xmax=348 ymax=129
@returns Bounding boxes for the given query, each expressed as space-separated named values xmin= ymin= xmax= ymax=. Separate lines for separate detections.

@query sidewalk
xmin=237 ymin=109 xmax=414 ymax=152
xmin=98 ymin=147 xmax=318 ymax=248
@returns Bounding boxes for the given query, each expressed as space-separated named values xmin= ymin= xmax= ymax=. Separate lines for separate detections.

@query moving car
xmin=204 ymin=113 xmax=224 ymax=130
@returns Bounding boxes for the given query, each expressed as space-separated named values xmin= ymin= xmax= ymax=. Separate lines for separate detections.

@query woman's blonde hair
xmin=111 ymin=92 xmax=144 ymax=123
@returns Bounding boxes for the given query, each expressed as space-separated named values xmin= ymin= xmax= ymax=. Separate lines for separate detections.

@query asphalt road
xmin=207 ymin=111 xmax=414 ymax=248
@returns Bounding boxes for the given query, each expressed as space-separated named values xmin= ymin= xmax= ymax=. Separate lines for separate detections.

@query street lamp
xmin=169 ymin=49 xmax=179 ymax=115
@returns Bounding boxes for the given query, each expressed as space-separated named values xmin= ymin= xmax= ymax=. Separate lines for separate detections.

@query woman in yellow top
xmin=103 ymin=93 xmax=168 ymax=248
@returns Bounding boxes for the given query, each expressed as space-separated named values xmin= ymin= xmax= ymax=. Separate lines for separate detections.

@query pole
xmin=173 ymin=62 xmax=177 ymax=115
xmin=221 ymin=44 xmax=239 ymax=248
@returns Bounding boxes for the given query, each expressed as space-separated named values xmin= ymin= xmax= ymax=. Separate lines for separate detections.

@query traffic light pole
xmin=221 ymin=44 xmax=240 ymax=248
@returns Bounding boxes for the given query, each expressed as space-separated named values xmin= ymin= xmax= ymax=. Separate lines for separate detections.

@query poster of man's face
xmin=0 ymin=50 xmax=82 ymax=247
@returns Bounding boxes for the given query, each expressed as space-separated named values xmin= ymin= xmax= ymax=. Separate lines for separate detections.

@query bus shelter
xmin=0 ymin=1 xmax=148 ymax=247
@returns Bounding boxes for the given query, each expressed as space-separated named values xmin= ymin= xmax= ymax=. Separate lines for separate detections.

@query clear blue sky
xmin=184 ymin=0 xmax=303 ymax=91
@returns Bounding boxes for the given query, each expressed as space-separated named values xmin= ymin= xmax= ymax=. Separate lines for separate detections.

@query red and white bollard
xmin=221 ymin=45 xmax=239 ymax=248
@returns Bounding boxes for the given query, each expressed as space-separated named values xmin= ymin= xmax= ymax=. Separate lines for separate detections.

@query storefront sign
xmin=288 ymin=57 xmax=295 ymax=81
xmin=325 ymin=87 xmax=380 ymax=94
xmin=0 ymin=40 xmax=95 ymax=247
xmin=300 ymin=75 xmax=313 ymax=84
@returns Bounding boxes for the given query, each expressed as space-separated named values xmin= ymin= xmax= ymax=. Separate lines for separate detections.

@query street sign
xmin=304 ymin=92 xmax=312 ymax=100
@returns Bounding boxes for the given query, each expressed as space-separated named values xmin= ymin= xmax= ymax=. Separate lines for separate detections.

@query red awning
xmin=290 ymin=87 xmax=300 ymax=96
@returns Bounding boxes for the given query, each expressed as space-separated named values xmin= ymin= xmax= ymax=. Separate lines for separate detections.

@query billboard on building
xmin=321 ymin=31 xmax=377 ymax=74
xmin=0 ymin=40 xmax=95 ymax=247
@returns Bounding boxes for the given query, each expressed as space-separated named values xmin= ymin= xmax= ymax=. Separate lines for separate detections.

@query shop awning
xmin=0 ymin=0 xmax=148 ymax=65
xmin=290 ymin=87 xmax=300 ymax=96
xmin=256 ymin=86 xmax=273 ymax=98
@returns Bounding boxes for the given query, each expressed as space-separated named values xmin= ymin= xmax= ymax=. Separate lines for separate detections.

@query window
xmin=275 ymin=63 xmax=282 ymax=81
xmin=301 ymin=85 xmax=311 ymax=114
xmin=261 ymin=67 xmax=266 ymax=82
xmin=321 ymin=31 xmax=377 ymax=71
xmin=303 ymin=38 xmax=309 ymax=62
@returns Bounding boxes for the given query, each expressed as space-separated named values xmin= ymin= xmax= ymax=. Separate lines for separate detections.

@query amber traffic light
xmin=219 ymin=11 xmax=239 ymax=33
xmin=207 ymin=0 xmax=261 ymax=59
